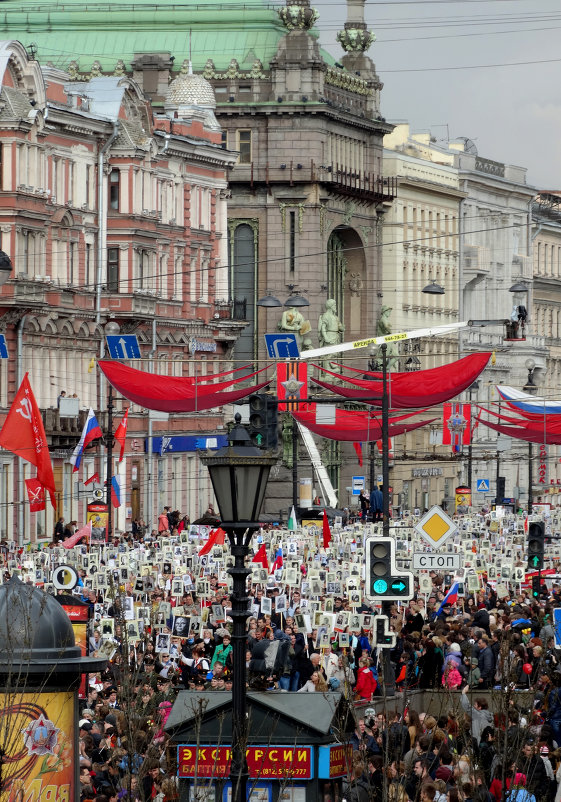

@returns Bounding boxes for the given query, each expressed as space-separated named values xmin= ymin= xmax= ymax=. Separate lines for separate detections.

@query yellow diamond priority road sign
xmin=414 ymin=505 xmax=457 ymax=549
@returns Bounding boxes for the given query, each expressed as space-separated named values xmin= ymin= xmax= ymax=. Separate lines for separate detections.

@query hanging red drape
xmin=292 ymin=407 xmax=436 ymax=441
xmin=311 ymin=352 xmax=491 ymax=409
xmin=477 ymin=404 xmax=561 ymax=445
xmin=98 ymin=360 xmax=271 ymax=413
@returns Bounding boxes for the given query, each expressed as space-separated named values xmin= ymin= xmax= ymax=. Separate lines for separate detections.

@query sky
xmin=312 ymin=0 xmax=561 ymax=190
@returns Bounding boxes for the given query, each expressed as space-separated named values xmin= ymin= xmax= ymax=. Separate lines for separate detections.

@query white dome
xmin=166 ymin=61 xmax=216 ymax=109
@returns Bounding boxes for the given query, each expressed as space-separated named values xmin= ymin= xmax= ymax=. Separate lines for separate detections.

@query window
xmin=69 ymin=241 xmax=77 ymax=285
xmin=237 ymin=130 xmax=251 ymax=164
xmin=85 ymin=243 xmax=92 ymax=288
xmin=221 ymin=131 xmax=227 ymax=149
xmin=107 ymin=247 xmax=119 ymax=292
xmin=110 ymin=169 xmax=120 ymax=210
xmin=137 ymin=249 xmax=146 ymax=290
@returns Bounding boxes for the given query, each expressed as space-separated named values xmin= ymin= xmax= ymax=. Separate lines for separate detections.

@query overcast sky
xmin=313 ymin=0 xmax=560 ymax=190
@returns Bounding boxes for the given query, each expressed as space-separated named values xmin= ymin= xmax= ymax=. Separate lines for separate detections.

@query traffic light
xmin=365 ymin=537 xmax=413 ymax=601
xmin=248 ymin=393 xmax=278 ymax=449
xmin=527 ymin=521 xmax=545 ymax=570
xmin=496 ymin=476 xmax=505 ymax=501
xmin=372 ymin=615 xmax=396 ymax=648
xmin=532 ymin=575 xmax=541 ymax=599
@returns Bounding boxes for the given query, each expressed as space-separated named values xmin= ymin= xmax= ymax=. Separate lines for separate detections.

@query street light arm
xmin=298 ymin=322 xmax=469 ymax=361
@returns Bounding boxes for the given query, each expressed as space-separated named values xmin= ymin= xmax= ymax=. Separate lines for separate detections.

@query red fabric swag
xmin=99 ymin=361 xmax=271 ymax=413
xmin=311 ymin=352 xmax=491 ymax=409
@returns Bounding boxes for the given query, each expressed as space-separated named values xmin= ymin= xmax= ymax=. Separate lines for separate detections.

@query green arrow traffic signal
xmin=532 ymin=556 xmax=540 ymax=567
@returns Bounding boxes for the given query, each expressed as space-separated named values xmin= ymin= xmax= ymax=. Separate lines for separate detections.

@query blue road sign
xmin=0 ymin=334 xmax=8 ymax=359
xmin=264 ymin=333 xmax=300 ymax=359
xmin=476 ymin=479 xmax=490 ymax=492
xmin=554 ymin=608 xmax=561 ymax=648
xmin=106 ymin=334 xmax=141 ymax=359
xmin=352 ymin=476 xmax=365 ymax=496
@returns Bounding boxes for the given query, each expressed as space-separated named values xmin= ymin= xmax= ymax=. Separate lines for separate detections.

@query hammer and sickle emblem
xmin=16 ymin=398 xmax=32 ymax=421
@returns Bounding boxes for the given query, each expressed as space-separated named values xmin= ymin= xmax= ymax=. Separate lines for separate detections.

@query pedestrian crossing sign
xmin=476 ymin=479 xmax=490 ymax=492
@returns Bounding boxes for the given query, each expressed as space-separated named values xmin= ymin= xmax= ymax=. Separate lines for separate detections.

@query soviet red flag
xmin=0 ymin=374 xmax=56 ymax=508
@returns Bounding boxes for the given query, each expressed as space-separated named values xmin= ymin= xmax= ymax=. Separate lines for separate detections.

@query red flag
xmin=322 ymin=509 xmax=332 ymax=549
xmin=214 ymin=527 xmax=226 ymax=545
xmin=199 ymin=528 xmax=220 ymax=556
xmin=0 ymin=374 xmax=56 ymax=508
xmin=352 ymin=442 xmax=363 ymax=466
xmin=114 ymin=408 xmax=129 ymax=462
xmin=62 ymin=521 xmax=92 ymax=549
xmin=84 ymin=472 xmax=100 ymax=486
xmin=25 ymin=478 xmax=46 ymax=512
xmin=252 ymin=543 xmax=269 ymax=570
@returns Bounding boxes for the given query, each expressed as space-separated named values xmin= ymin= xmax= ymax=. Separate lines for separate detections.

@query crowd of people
xmin=2 ymin=508 xmax=561 ymax=802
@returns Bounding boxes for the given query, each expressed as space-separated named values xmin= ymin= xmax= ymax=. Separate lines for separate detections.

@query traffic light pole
xmin=381 ymin=344 xmax=390 ymax=537
xmin=292 ymin=419 xmax=298 ymax=511
xmin=528 ymin=442 xmax=533 ymax=514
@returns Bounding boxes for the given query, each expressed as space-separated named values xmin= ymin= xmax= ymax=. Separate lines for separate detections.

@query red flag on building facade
xmin=114 ymin=408 xmax=129 ymax=462
xmin=84 ymin=472 xmax=100 ymax=486
xmin=0 ymin=374 xmax=56 ymax=508
xmin=25 ymin=478 xmax=46 ymax=512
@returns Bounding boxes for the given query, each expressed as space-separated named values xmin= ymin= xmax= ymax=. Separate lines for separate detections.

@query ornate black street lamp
xmin=200 ymin=415 xmax=276 ymax=802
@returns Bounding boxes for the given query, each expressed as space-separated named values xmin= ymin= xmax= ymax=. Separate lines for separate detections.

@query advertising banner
xmin=87 ymin=503 xmax=108 ymax=544
xmin=178 ymin=745 xmax=313 ymax=780
xmin=0 ymin=690 xmax=75 ymax=800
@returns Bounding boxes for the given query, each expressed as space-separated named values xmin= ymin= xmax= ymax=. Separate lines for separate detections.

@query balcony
xmin=42 ymin=407 xmax=90 ymax=449
xmin=229 ymin=160 xmax=397 ymax=203
xmin=214 ymin=298 xmax=247 ymax=321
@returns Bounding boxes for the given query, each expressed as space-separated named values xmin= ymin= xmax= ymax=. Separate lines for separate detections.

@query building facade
xmin=383 ymin=126 xmax=546 ymax=513
xmin=0 ymin=0 xmax=398 ymax=512
xmin=0 ymin=40 xmax=242 ymax=542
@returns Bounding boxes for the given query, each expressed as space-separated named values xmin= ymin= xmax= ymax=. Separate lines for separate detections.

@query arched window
xmin=229 ymin=221 xmax=257 ymax=361
xmin=327 ymin=231 xmax=346 ymax=320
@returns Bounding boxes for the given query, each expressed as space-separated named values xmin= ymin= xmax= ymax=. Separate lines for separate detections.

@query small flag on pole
xmin=62 ymin=521 xmax=92 ymax=549
xmin=287 ymin=505 xmax=297 ymax=531
xmin=84 ymin=472 xmax=100 ymax=486
xmin=322 ymin=509 xmax=332 ymax=549
xmin=252 ymin=543 xmax=269 ymax=570
xmin=110 ymin=475 xmax=121 ymax=508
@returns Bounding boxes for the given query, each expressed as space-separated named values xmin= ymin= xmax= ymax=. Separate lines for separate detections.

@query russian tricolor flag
xmin=71 ymin=408 xmax=103 ymax=472
xmin=436 ymin=582 xmax=459 ymax=616
xmin=271 ymin=547 xmax=283 ymax=573
xmin=111 ymin=475 xmax=121 ymax=508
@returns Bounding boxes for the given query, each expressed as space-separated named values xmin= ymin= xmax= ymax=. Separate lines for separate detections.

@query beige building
xmin=531 ymin=192 xmax=561 ymax=502
xmin=382 ymin=125 xmax=464 ymax=511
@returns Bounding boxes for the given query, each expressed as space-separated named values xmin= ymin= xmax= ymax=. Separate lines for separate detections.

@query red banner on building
xmin=443 ymin=403 xmax=471 ymax=453
xmin=277 ymin=362 xmax=307 ymax=412
xmin=178 ymin=745 xmax=312 ymax=779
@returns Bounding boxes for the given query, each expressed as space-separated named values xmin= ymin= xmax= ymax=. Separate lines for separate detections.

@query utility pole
xmin=106 ymin=385 xmax=114 ymax=540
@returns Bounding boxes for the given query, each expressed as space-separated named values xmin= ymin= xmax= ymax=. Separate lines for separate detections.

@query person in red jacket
xmin=355 ymin=656 xmax=377 ymax=701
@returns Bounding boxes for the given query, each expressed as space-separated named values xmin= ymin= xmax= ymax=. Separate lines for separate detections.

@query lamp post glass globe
xmin=104 ymin=320 xmax=120 ymax=336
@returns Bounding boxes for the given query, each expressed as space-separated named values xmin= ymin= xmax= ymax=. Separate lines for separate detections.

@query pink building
xmin=0 ymin=41 xmax=244 ymax=542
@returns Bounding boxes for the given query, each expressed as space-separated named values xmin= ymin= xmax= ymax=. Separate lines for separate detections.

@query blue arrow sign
xmin=391 ymin=580 xmax=407 ymax=592
xmin=0 ymin=334 xmax=8 ymax=359
xmin=264 ymin=333 xmax=300 ymax=359
xmin=106 ymin=334 xmax=140 ymax=360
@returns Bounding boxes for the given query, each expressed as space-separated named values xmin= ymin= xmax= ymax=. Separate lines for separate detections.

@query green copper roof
xmin=0 ymin=0 xmax=331 ymax=72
